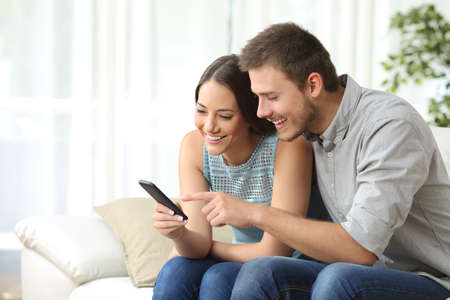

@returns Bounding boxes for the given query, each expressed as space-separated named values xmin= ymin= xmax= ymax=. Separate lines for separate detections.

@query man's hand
xmin=182 ymin=192 xmax=254 ymax=228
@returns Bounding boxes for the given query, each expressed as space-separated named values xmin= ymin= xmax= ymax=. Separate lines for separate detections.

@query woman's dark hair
xmin=195 ymin=54 xmax=275 ymax=135
xmin=240 ymin=22 xmax=340 ymax=92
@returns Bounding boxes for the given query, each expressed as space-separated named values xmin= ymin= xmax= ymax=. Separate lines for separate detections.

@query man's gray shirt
xmin=306 ymin=75 xmax=450 ymax=290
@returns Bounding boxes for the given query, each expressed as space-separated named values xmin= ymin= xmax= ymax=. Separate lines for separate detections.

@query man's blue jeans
xmin=152 ymin=256 xmax=242 ymax=300
xmin=230 ymin=256 xmax=450 ymax=300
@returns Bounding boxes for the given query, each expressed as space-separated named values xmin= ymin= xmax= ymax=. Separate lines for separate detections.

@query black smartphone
xmin=139 ymin=180 xmax=188 ymax=220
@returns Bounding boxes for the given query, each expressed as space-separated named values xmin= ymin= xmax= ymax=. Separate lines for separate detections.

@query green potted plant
xmin=381 ymin=4 xmax=450 ymax=127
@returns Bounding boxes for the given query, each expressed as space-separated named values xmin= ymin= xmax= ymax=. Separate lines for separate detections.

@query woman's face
xmin=194 ymin=80 xmax=251 ymax=156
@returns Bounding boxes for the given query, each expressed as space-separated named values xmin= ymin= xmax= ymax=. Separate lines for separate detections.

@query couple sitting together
xmin=152 ymin=23 xmax=450 ymax=300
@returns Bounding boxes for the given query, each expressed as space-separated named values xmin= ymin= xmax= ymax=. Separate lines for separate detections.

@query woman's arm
xmin=186 ymin=136 xmax=313 ymax=263
xmin=152 ymin=130 xmax=212 ymax=258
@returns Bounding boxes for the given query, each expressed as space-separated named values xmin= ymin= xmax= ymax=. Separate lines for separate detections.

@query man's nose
xmin=257 ymin=99 xmax=271 ymax=119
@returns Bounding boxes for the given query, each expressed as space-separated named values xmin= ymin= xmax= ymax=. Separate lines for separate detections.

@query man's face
xmin=249 ymin=64 xmax=315 ymax=141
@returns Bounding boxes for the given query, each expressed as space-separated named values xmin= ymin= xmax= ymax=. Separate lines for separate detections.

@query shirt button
xmin=328 ymin=152 xmax=333 ymax=158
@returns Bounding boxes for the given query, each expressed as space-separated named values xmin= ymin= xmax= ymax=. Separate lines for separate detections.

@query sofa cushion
xmin=69 ymin=277 xmax=152 ymax=300
xmin=15 ymin=216 xmax=128 ymax=285
xmin=94 ymin=198 xmax=173 ymax=287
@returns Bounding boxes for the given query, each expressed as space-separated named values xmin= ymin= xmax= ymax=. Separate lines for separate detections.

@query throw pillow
xmin=94 ymin=197 xmax=173 ymax=287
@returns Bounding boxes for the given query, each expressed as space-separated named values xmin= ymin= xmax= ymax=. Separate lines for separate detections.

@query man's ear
xmin=305 ymin=72 xmax=323 ymax=98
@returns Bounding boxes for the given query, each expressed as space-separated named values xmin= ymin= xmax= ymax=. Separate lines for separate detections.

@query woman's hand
xmin=182 ymin=192 xmax=254 ymax=228
xmin=152 ymin=202 xmax=187 ymax=239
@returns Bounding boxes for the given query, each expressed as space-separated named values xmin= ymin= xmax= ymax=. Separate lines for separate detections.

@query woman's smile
xmin=206 ymin=134 xmax=226 ymax=144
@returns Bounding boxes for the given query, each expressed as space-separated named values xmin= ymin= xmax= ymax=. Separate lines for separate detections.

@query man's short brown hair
xmin=239 ymin=22 xmax=340 ymax=92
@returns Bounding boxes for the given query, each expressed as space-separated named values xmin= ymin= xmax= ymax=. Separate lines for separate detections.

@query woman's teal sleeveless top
xmin=203 ymin=134 xmax=277 ymax=244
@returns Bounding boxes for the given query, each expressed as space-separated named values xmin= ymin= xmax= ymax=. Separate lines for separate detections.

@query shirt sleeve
xmin=341 ymin=118 xmax=430 ymax=258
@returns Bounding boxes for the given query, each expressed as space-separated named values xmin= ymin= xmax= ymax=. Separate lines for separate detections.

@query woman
xmin=152 ymin=54 xmax=316 ymax=299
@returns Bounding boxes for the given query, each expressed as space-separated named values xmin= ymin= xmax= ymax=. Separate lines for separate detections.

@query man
xmin=184 ymin=22 xmax=450 ymax=299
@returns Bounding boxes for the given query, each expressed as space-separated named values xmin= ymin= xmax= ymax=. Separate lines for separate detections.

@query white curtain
xmin=0 ymin=0 xmax=448 ymax=247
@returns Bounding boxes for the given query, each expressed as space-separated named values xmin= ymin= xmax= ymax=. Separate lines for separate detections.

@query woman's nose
xmin=204 ymin=116 xmax=217 ymax=133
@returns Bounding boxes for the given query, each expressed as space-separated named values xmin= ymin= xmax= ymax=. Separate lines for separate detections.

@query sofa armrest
xmin=21 ymin=247 xmax=78 ymax=300
xmin=15 ymin=215 xmax=128 ymax=285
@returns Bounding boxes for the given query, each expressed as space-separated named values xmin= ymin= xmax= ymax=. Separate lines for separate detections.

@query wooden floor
xmin=0 ymin=250 xmax=21 ymax=300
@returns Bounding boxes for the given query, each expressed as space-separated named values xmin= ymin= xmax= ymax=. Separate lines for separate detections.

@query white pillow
xmin=15 ymin=215 xmax=128 ymax=284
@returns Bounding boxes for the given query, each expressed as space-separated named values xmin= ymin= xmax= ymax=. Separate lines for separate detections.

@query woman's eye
xmin=220 ymin=115 xmax=232 ymax=120
xmin=196 ymin=109 xmax=206 ymax=114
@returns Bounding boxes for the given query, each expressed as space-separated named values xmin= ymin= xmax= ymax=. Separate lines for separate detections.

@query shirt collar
xmin=304 ymin=75 xmax=362 ymax=151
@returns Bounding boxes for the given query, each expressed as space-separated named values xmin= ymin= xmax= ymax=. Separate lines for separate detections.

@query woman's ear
xmin=305 ymin=72 xmax=323 ymax=98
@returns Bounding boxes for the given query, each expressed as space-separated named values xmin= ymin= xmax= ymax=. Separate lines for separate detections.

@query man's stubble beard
xmin=280 ymin=104 xmax=315 ymax=142
xmin=278 ymin=127 xmax=304 ymax=142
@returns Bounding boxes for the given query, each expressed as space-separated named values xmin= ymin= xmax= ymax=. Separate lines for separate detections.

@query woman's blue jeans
xmin=152 ymin=256 xmax=242 ymax=300
xmin=230 ymin=256 xmax=450 ymax=300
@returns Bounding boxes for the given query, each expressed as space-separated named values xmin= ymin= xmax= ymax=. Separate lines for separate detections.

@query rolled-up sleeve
xmin=341 ymin=118 xmax=429 ymax=258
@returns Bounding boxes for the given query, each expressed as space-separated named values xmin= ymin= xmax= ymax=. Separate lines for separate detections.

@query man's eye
xmin=220 ymin=115 xmax=232 ymax=120
xmin=196 ymin=109 xmax=206 ymax=113
xmin=268 ymin=96 xmax=278 ymax=101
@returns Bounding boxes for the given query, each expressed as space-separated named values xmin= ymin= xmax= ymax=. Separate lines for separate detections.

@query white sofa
xmin=15 ymin=126 xmax=450 ymax=300
xmin=15 ymin=211 xmax=232 ymax=300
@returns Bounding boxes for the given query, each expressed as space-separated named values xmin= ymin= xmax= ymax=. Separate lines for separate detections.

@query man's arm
xmin=251 ymin=205 xmax=377 ymax=265
xmin=207 ymin=206 xmax=377 ymax=265
xmin=183 ymin=190 xmax=376 ymax=265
